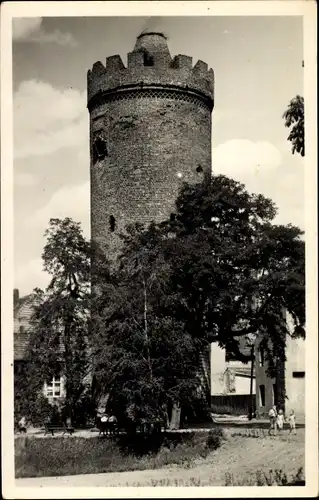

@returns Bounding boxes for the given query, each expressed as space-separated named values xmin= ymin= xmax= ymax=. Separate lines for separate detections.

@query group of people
xmin=96 ymin=412 xmax=118 ymax=436
xmin=268 ymin=405 xmax=296 ymax=435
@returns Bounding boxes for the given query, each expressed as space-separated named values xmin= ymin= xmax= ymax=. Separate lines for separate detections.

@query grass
xmin=125 ymin=468 xmax=305 ymax=487
xmin=15 ymin=429 xmax=223 ymax=479
xmin=224 ymin=467 xmax=305 ymax=486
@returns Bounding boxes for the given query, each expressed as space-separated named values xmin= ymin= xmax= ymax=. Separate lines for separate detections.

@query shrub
xmin=15 ymin=431 xmax=219 ymax=478
xmin=206 ymin=428 xmax=223 ymax=450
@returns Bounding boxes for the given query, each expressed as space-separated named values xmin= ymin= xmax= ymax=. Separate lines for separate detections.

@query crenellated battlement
xmin=87 ymin=33 xmax=214 ymax=110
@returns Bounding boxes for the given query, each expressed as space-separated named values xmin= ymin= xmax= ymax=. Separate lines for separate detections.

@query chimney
xmin=13 ymin=289 xmax=19 ymax=307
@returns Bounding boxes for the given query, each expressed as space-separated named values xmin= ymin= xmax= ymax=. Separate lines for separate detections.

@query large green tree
xmin=283 ymin=95 xmax=305 ymax=157
xmin=26 ymin=218 xmax=92 ymax=423
xmin=93 ymin=174 xmax=305 ymax=423
xmin=92 ymin=224 xmax=204 ymax=429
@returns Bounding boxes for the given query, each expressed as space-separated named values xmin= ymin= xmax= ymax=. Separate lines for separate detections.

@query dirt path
xmin=16 ymin=431 xmax=304 ymax=487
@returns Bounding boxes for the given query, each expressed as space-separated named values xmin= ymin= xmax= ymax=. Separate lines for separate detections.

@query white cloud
xmin=15 ymin=258 xmax=50 ymax=296
xmin=14 ymin=80 xmax=88 ymax=159
xmin=13 ymin=18 xmax=42 ymax=40
xmin=14 ymin=171 xmax=38 ymax=186
xmin=12 ymin=18 xmax=77 ymax=47
xmin=29 ymin=181 xmax=90 ymax=237
xmin=212 ymin=139 xmax=304 ymax=229
xmin=212 ymin=139 xmax=281 ymax=178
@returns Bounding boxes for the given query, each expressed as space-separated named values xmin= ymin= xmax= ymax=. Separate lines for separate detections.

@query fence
xmin=211 ymin=394 xmax=256 ymax=415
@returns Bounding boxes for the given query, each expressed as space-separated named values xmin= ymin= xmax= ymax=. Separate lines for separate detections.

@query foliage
xmin=93 ymin=174 xmax=304 ymax=424
xmin=92 ymin=223 xmax=203 ymax=427
xmin=14 ymin=362 xmax=52 ymax=426
xmin=225 ymin=467 xmax=305 ymax=486
xmin=24 ymin=218 xmax=93 ymax=423
xmin=283 ymin=95 xmax=305 ymax=157
xmin=206 ymin=428 xmax=223 ymax=450
xmin=15 ymin=430 xmax=221 ymax=478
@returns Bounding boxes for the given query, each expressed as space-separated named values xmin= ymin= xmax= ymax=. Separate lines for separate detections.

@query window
xmin=19 ymin=325 xmax=24 ymax=334
xmin=259 ymin=347 xmax=265 ymax=367
xmin=196 ymin=165 xmax=203 ymax=174
xmin=45 ymin=376 xmax=62 ymax=399
xmin=93 ymin=136 xmax=108 ymax=163
xmin=259 ymin=384 xmax=265 ymax=406
xmin=293 ymin=371 xmax=305 ymax=378
xmin=109 ymin=215 xmax=116 ymax=232
xmin=143 ymin=51 xmax=154 ymax=66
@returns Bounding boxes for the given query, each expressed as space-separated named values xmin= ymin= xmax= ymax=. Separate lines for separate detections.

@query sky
xmin=13 ymin=15 xmax=304 ymax=296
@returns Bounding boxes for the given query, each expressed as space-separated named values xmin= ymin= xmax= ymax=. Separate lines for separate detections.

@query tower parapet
xmin=87 ymin=32 xmax=214 ymax=112
xmin=88 ymin=32 xmax=214 ymax=259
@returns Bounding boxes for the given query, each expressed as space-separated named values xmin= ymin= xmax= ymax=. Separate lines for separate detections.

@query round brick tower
xmin=87 ymin=32 xmax=214 ymax=258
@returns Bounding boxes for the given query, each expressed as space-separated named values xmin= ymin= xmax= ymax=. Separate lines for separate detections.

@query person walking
xmin=277 ymin=409 xmax=284 ymax=433
xmin=288 ymin=410 xmax=297 ymax=435
xmin=268 ymin=405 xmax=278 ymax=436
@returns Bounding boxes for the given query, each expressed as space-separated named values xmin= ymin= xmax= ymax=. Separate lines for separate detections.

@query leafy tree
xmin=92 ymin=223 xmax=205 ymax=429
xmin=93 ymin=174 xmax=305 ymax=424
xmin=162 ymin=176 xmax=305 ymax=369
xmin=26 ymin=218 xmax=92 ymax=423
xmin=283 ymin=95 xmax=305 ymax=157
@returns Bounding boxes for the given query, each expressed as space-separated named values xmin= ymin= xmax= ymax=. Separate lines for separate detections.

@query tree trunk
xmin=249 ymin=345 xmax=255 ymax=420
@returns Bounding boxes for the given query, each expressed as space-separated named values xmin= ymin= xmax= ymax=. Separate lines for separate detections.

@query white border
xmin=1 ymin=2 xmax=317 ymax=498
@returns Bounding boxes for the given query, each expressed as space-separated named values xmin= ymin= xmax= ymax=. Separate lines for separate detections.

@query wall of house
xmin=234 ymin=374 xmax=255 ymax=395
xmin=210 ymin=342 xmax=227 ymax=395
xmin=285 ymin=336 xmax=305 ymax=419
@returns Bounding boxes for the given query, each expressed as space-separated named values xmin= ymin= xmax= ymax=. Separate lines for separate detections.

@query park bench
xmin=44 ymin=424 xmax=75 ymax=437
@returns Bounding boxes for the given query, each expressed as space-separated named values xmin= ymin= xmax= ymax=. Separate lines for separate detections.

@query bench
xmin=44 ymin=424 xmax=75 ymax=437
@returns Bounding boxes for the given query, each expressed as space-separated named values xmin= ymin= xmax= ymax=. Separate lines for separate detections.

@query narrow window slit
xmin=109 ymin=215 xmax=116 ymax=232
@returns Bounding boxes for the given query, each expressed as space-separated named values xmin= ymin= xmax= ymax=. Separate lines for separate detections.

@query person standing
xmin=277 ymin=409 xmax=284 ymax=433
xmin=288 ymin=410 xmax=297 ymax=435
xmin=268 ymin=405 xmax=278 ymax=435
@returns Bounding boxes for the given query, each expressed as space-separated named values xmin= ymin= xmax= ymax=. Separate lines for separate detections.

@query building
xmin=87 ymin=32 xmax=214 ymax=259
xmin=210 ymin=338 xmax=256 ymax=415
xmin=87 ymin=32 xmax=214 ymax=398
xmin=255 ymin=311 xmax=305 ymax=419
xmin=13 ymin=289 xmax=66 ymax=404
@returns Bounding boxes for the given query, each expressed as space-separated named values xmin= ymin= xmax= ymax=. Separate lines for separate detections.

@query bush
xmin=15 ymin=431 xmax=222 ymax=478
xmin=206 ymin=428 xmax=223 ymax=450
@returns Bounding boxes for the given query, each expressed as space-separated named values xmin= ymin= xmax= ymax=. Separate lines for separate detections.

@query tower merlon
xmin=87 ymin=41 xmax=214 ymax=105
xmin=127 ymin=51 xmax=144 ymax=69
xmin=171 ymin=55 xmax=193 ymax=70
xmin=193 ymin=60 xmax=208 ymax=76
xmin=105 ymin=55 xmax=126 ymax=71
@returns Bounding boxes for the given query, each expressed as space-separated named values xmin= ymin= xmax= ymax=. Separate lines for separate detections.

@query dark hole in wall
xmin=143 ymin=51 xmax=154 ymax=66
xmin=109 ymin=215 xmax=116 ymax=232
xmin=196 ymin=165 xmax=203 ymax=173
xmin=93 ymin=137 xmax=108 ymax=163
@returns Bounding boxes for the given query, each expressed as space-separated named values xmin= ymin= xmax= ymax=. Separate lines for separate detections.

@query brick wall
xmin=90 ymin=94 xmax=212 ymax=257
xmin=88 ymin=33 xmax=214 ymax=259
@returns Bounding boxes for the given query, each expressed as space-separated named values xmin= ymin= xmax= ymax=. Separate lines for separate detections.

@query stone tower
xmin=87 ymin=32 xmax=214 ymax=258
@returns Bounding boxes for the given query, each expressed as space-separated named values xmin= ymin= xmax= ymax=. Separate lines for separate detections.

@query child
xmin=277 ymin=409 xmax=284 ymax=432
xmin=288 ymin=410 xmax=297 ymax=435
xmin=268 ymin=405 xmax=277 ymax=435
xmin=18 ymin=416 xmax=27 ymax=434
